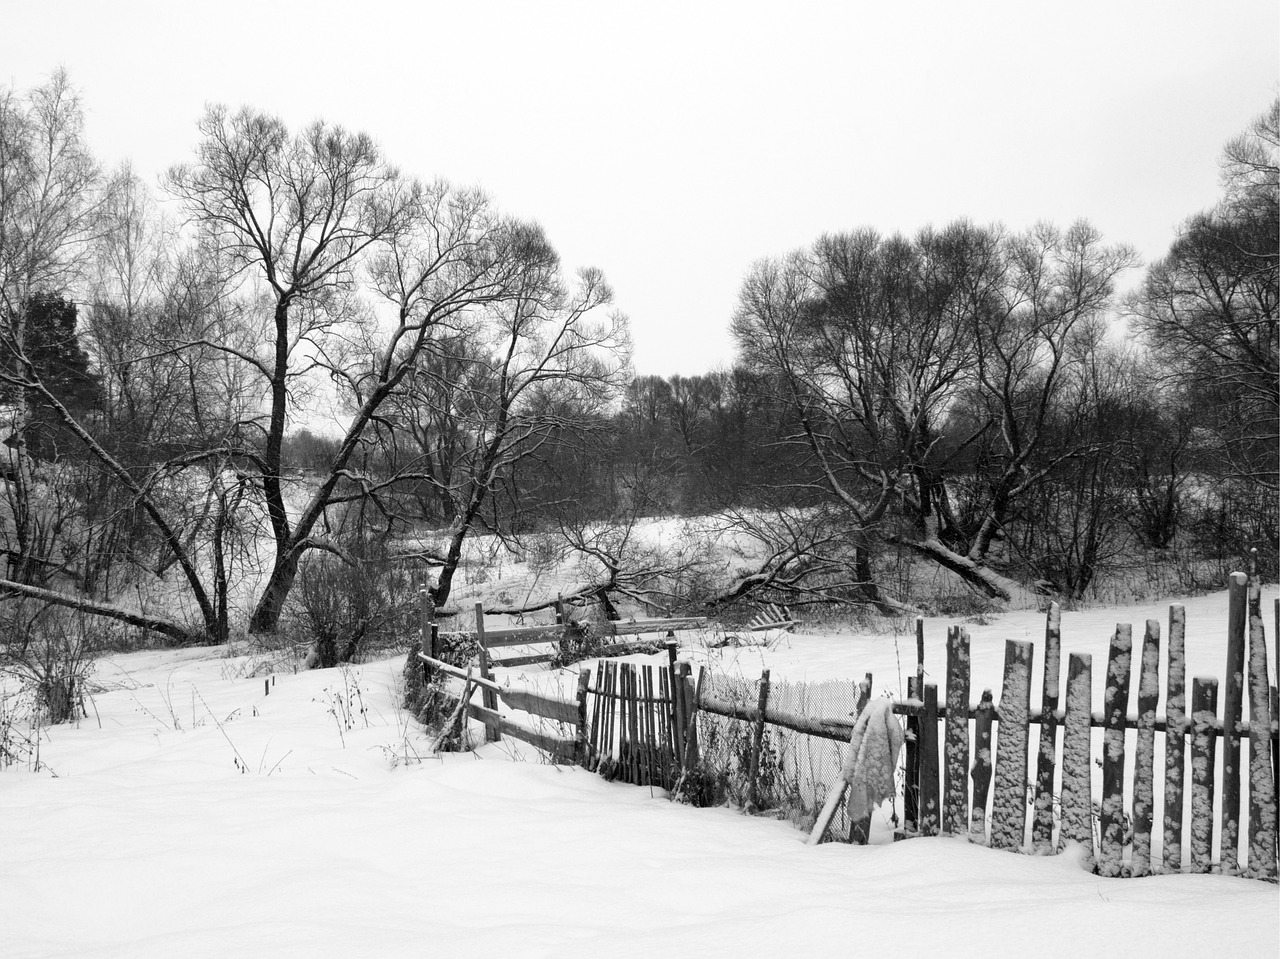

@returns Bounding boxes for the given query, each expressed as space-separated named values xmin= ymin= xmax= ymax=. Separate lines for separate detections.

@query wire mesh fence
xmin=692 ymin=671 xmax=879 ymax=841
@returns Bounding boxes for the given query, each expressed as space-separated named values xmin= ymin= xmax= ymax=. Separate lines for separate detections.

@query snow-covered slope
xmin=1 ymin=589 xmax=1276 ymax=958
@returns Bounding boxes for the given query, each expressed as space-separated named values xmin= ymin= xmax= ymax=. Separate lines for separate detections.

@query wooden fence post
xmin=1245 ymin=569 xmax=1278 ymax=881
xmin=1190 ymin=677 xmax=1219 ymax=873
xmin=943 ymin=626 xmax=971 ymax=836
xmin=1059 ymin=653 xmax=1094 ymax=860
xmin=1098 ymin=623 xmax=1133 ymax=877
xmin=666 ymin=640 xmax=685 ymax=771
xmin=919 ymin=683 xmax=941 ymax=836
xmin=1131 ymin=619 xmax=1161 ymax=877
xmin=970 ymin=688 xmax=995 ymax=843
xmin=575 ymin=668 xmax=591 ymax=764
xmin=474 ymin=602 xmax=500 ymax=742
xmin=419 ymin=581 xmax=434 ymax=680
xmin=904 ymin=676 xmax=919 ymax=833
xmin=990 ymin=639 xmax=1033 ymax=851
xmin=746 ymin=669 xmax=771 ymax=811
xmin=1033 ymin=603 xmax=1062 ymax=852
xmin=681 ymin=663 xmax=702 ymax=769
xmin=1221 ymin=572 xmax=1247 ymax=873
xmin=1163 ymin=604 xmax=1187 ymax=873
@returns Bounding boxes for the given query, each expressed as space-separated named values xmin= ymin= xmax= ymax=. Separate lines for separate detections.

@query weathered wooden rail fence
xmin=414 ymin=578 xmax=1277 ymax=882
xmin=881 ymin=572 xmax=1279 ymax=880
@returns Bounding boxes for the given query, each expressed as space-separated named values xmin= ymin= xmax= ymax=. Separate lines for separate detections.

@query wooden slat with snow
xmin=989 ymin=640 xmax=1032 ymax=851
xmin=1098 ymin=624 xmax=1133 ymax=878
xmin=418 ymin=654 xmax=581 ymax=726
xmin=1245 ymin=578 xmax=1278 ymax=881
xmin=1058 ymin=653 xmax=1093 ymax=858
xmin=942 ymin=626 xmax=971 ymax=836
xmin=1220 ymin=573 xmax=1248 ymax=874
xmin=1032 ymin=604 xmax=1061 ymax=852
xmin=1189 ymin=677 xmax=1219 ymax=873
xmin=1131 ymin=619 xmax=1161 ymax=877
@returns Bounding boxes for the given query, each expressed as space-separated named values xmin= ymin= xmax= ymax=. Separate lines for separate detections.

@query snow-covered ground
xmin=2 ymin=588 xmax=1277 ymax=958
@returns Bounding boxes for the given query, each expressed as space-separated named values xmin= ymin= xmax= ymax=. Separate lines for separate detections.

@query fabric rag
xmin=842 ymin=696 xmax=906 ymax=826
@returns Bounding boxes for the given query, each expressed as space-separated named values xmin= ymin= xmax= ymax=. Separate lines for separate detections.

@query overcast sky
xmin=3 ymin=1 xmax=1277 ymax=375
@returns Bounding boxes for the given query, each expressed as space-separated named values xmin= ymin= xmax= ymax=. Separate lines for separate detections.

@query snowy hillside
xmin=2 ymin=589 xmax=1277 ymax=958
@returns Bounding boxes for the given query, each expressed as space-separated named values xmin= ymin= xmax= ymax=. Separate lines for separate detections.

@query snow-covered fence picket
xmin=890 ymin=566 xmax=1278 ymax=882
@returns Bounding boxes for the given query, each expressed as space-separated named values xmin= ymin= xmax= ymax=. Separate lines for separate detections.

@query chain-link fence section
xmin=687 ymin=671 xmax=877 ymax=842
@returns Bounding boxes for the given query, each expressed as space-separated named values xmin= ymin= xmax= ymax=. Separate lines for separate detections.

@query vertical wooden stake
xmin=970 ymin=688 xmax=995 ymax=843
xmin=1163 ymin=604 xmax=1187 ymax=873
xmin=990 ymin=639 xmax=1033 ymax=851
xmin=1098 ymin=623 xmax=1133 ymax=878
xmin=904 ymin=676 xmax=919 ymax=833
xmin=419 ymin=582 xmax=434 ymax=681
xmin=575 ymin=668 xmax=591 ymax=765
xmin=1189 ymin=677 xmax=1219 ymax=873
xmin=666 ymin=640 xmax=685 ymax=770
xmin=943 ymin=626 xmax=972 ymax=836
xmin=1131 ymin=619 xmax=1161 ymax=877
xmin=1033 ymin=604 xmax=1062 ymax=852
xmin=919 ymin=683 xmax=941 ymax=836
xmin=474 ymin=602 xmax=499 ymax=742
xmin=1059 ymin=653 xmax=1094 ymax=861
xmin=1220 ymin=572 xmax=1247 ymax=873
xmin=681 ymin=663 xmax=702 ymax=769
xmin=1245 ymin=568 xmax=1278 ymax=881
xmin=747 ymin=669 xmax=771 ymax=811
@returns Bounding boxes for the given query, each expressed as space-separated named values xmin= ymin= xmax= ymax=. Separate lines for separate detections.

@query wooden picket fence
xmin=890 ymin=571 xmax=1278 ymax=881
xmin=413 ymin=579 xmax=1277 ymax=882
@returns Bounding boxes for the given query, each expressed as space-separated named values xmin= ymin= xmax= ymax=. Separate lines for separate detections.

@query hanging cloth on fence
xmin=842 ymin=696 xmax=906 ymax=826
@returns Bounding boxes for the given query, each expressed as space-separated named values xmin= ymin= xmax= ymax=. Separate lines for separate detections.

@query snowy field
xmin=2 ymin=588 xmax=1277 ymax=958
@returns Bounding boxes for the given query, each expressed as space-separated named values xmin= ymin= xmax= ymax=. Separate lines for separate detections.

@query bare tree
xmin=372 ymin=223 xmax=630 ymax=609
xmin=1129 ymin=99 xmax=1278 ymax=492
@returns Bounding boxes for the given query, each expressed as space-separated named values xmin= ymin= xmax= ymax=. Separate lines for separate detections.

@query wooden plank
xmin=1163 ymin=603 xmax=1187 ymax=873
xmin=1098 ymin=623 xmax=1133 ymax=878
xmin=746 ymin=669 xmax=771 ymax=811
xmin=694 ymin=693 xmax=856 ymax=742
xmin=466 ymin=701 xmax=576 ymax=761
xmin=1131 ymin=618 xmax=1161 ymax=877
xmin=904 ymin=675 xmax=919 ymax=833
xmin=943 ymin=625 xmax=972 ymax=836
xmin=501 ymin=687 xmax=580 ymax=726
xmin=603 ymin=617 xmax=707 ymax=637
xmin=588 ymin=663 xmax=603 ymax=769
xmin=1032 ymin=603 xmax=1062 ymax=852
xmin=1059 ymin=653 xmax=1094 ymax=860
xmin=990 ymin=639 xmax=1033 ymax=851
xmin=489 ymin=651 xmax=554 ymax=669
xmin=970 ymin=688 xmax=995 ymax=843
xmin=919 ymin=683 xmax=941 ymax=836
xmin=1220 ymin=571 xmax=1247 ymax=873
xmin=1245 ymin=572 xmax=1278 ymax=881
xmin=480 ymin=623 xmax=565 ymax=646
xmin=1190 ymin=677 xmax=1219 ymax=873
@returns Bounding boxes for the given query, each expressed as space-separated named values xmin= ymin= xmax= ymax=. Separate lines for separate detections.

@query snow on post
xmin=990 ymin=639 xmax=1033 ymax=851
xmin=1245 ymin=575 xmax=1278 ymax=881
xmin=1162 ymin=604 xmax=1187 ymax=873
xmin=1059 ymin=653 xmax=1094 ymax=862
xmin=970 ymin=689 xmax=995 ymax=843
xmin=1130 ymin=619 xmax=1161 ymax=877
xmin=1033 ymin=603 xmax=1062 ymax=852
xmin=1189 ymin=677 xmax=1219 ymax=874
xmin=943 ymin=625 xmax=972 ymax=835
xmin=1098 ymin=623 xmax=1133 ymax=878
xmin=1220 ymin=572 xmax=1247 ymax=874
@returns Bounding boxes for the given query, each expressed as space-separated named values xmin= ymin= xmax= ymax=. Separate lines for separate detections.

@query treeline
xmin=0 ymin=71 xmax=1274 ymax=658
